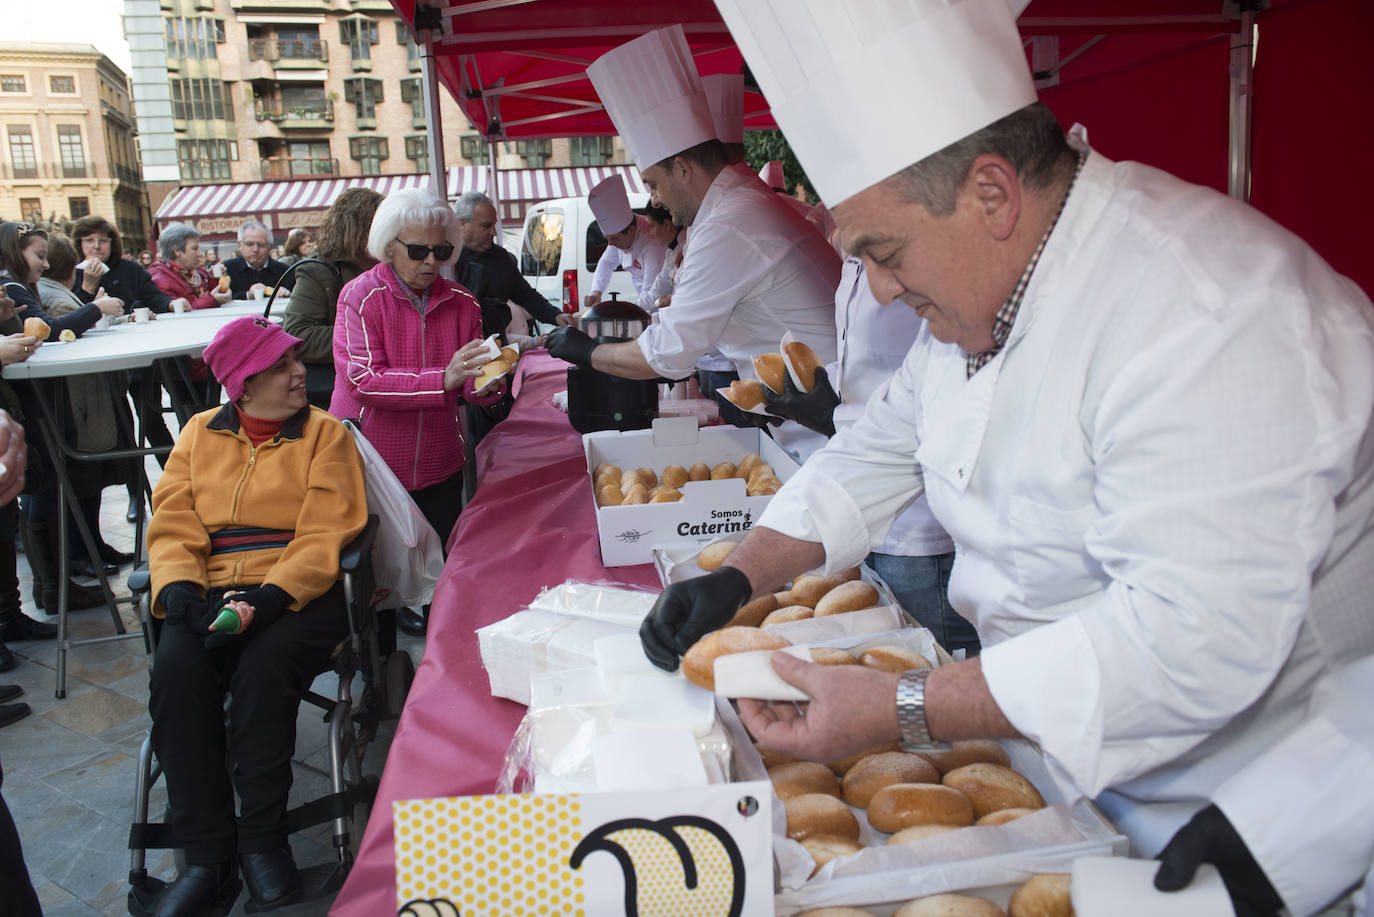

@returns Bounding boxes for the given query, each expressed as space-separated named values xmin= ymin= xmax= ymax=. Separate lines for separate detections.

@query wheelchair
xmin=125 ymin=514 xmax=417 ymax=915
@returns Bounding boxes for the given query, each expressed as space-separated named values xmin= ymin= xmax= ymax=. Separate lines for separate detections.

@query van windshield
xmin=521 ymin=211 xmax=564 ymax=277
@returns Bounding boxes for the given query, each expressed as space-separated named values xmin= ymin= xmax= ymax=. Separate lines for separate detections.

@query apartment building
xmin=0 ymin=42 xmax=151 ymax=250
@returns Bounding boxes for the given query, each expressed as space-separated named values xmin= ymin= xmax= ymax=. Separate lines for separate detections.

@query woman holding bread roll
xmin=148 ymin=223 xmax=232 ymax=312
xmin=331 ymin=188 xmax=505 ymax=637
xmin=72 ymin=215 xmax=170 ymax=314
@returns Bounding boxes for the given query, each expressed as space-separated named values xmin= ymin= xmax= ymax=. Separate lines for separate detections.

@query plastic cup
xmin=171 ymin=299 xmax=188 ymax=314
xmin=94 ymin=315 xmax=111 ymax=330
xmin=133 ymin=307 xmax=151 ymax=323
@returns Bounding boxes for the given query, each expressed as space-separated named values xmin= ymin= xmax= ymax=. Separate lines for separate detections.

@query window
xmin=460 ymin=134 xmax=489 ymax=165
xmin=349 ymin=136 xmax=388 ymax=175
xmin=170 ymin=77 xmax=233 ymax=121
xmin=19 ymin=199 xmax=41 ymax=221
xmin=49 ymin=75 xmax=76 ymax=94
xmin=288 ymin=140 xmax=333 ymax=176
xmin=7 ymin=126 xmax=37 ymax=179
xmin=176 ymin=138 xmax=236 ymax=182
xmin=585 ymin=220 xmax=610 ymax=273
xmin=404 ymin=135 xmax=428 ymax=173
xmin=515 ymin=139 xmax=552 ymax=168
xmin=164 ymin=17 xmax=223 ymax=60
xmin=520 ymin=211 xmax=564 ymax=277
xmin=0 ymin=76 xmax=24 ymax=93
xmin=57 ymin=125 xmax=86 ymax=177
xmin=340 ymin=18 xmax=379 ymax=62
xmin=275 ymin=26 xmax=323 ymax=60
xmin=397 ymin=22 xmax=420 ymax=65
xmin=399 ymin=78 xmax=426 ymax=122
xmin=343 ymin=78 xmax=383 ymax=121
xmin=569 ymin=136 xmax=613 ymax=167
xmin=68 ymin=197 xmax=90 ymax=219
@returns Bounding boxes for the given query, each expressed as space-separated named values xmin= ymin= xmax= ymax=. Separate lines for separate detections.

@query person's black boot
xmin=126 ymin=491 xmax=143 ymax=524
xmin=239 ymin=846 xmax=301 ymax=909
xmin=22 ymin=518 xmax=108 ymax=612
xmin=397 ymin=606 xmax=428 ymax=637
xmin=0 ymin=527 xmax=61 ymax=642
xmin=153 ymin=861 xmax=240 ymax=917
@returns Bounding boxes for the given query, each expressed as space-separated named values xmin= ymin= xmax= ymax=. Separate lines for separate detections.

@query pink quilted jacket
xmin=329 ymin=261 xmax=501 ymax=491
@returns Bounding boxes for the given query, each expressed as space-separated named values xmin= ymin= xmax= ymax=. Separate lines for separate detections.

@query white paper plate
xmin=781 ymin=330 xmax=813 ymax=393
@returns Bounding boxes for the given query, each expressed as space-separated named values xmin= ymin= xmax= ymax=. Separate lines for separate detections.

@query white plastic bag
xmin=343 ymin=420 xmax=444 ymax=608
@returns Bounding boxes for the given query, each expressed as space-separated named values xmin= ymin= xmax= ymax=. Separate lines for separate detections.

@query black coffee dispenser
xmin=566 ymin=293 xmax=660 ymax=434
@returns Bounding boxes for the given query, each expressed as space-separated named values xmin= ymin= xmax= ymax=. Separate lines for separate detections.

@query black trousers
xmin=408 ymin=470 xmax=464 ymax=559
xmin=148 ymin=581 xmax=348 ymax=864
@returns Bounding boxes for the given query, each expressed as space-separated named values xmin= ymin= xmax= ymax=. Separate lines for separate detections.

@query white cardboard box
xmin=583 ymin=416 xmax=801 ymax=566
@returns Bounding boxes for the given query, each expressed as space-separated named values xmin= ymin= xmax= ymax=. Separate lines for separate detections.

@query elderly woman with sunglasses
xmin=330 ymin=188 xmax=504 ymax=636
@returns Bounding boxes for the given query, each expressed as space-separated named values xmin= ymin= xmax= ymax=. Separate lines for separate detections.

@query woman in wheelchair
xmin=146 ymin=315 xmax=366 ymax=916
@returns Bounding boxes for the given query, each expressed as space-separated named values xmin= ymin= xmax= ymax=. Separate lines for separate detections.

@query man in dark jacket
xmin=454 ymin=192 xmax=574 ymax=336
xmin=221 ymin=221 xmax=292 ymax=299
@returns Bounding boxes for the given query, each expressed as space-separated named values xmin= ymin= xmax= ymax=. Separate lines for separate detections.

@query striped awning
xmin=156 ymin=165 xmax=645 ymax=225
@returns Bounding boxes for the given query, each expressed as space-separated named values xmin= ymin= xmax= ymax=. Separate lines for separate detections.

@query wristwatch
xmin=895 ymin=669 xmax=951 ymax=751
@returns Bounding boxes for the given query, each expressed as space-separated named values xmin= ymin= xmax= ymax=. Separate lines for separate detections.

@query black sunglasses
xmin=394 ymin=237 xmax=455 ymax=261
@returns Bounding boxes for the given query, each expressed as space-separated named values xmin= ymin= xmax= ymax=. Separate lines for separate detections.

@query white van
xmin=518 ymin=193 xmax=649 ymax=316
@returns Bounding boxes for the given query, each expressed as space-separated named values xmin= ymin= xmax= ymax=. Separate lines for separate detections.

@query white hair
xmin=367 ymin=187 xmax=461 ymax=265
xmin=237 ymin=220 xmax=270 ymax=242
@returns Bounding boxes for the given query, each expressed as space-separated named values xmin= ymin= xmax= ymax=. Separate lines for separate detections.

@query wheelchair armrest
xmin=128 ymin=564 xmax=151 ymax=596
xmin=339 ymin=515 xmax=380 ymax=574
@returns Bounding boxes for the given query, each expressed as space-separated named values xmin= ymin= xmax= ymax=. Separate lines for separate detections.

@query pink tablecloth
xmin=331 ymin=352 xmax=662 ymax=916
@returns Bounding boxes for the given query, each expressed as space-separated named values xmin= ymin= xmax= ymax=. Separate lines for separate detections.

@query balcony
xmin=112 ymin=162 xmax=143 ymax=186
xmin=248 ymin=38 xmax=328 ymax=67
xmin=254 ymin=99 xmax=334 ymax=129
xmin=3 ymin=164 xmax=39 ymax=181
xmin=260 ymin=157 xmax=338 ymax=180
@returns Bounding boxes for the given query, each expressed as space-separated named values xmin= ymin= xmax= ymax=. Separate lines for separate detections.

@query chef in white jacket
xmin=546 ymin=24 xmax=840 ymax=459
xmin=583 ymin=174 xmax=666 ymax=310
xmin=638 ymin=1 xmax=1374 ymax=913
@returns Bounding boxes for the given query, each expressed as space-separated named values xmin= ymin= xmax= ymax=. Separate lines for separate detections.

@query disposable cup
xmin=133 ymin=307 xmax=151 ymax=323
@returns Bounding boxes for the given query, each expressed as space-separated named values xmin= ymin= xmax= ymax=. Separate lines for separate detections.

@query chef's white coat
xmin=1212 ymin=655 xmax=1374 ymax=916
xmin=830 ymin=256 xmax=952 ymax=557
xmin=758 ymin=143 xmax=1374 ymax=857
xmin=637 ymin=163 xmax=841 ymax=458
xmin=589 ymin=214 xmax=667 ymax=309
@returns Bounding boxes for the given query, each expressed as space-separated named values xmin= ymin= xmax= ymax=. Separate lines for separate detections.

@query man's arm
xmin=503 ymin=251 xmax=563 ymax=324
xmin=588 ymin=339 xmax=661 ymax=380
xmin=588 ymin=245 xmax=617 ymax=300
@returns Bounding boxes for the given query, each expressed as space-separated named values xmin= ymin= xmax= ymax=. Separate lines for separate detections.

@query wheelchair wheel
xmin=385 ymin=651 xmax=414 ymax=719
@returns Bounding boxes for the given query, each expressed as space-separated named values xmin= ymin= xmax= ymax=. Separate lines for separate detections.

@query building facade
xmin=0 ymin=43 xmax=151 ymax=252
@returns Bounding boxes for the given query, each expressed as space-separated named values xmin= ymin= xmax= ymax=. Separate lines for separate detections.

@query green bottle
xmin=211 ymin=606 xmax=241 ymax=634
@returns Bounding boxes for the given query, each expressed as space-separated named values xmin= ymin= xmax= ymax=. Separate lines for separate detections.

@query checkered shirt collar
xmin=966 ymin=150 xmax=1088 ymax=378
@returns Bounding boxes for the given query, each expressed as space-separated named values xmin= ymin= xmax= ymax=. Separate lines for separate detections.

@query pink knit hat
xmin=202 ymin=316 xmax=302 ymax=403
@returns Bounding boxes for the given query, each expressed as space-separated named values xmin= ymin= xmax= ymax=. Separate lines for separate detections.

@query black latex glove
xmin=545 ymin=326 xmax=598 ymax=369
xmin=203 ymin=584 xmax=293 ymax=650
xmin=763 ymin=366 xmax=840 ymax=437
xmin=1154 ymin=804 xmax=1284 ymax=917
xmin=159 ymin=581 xmax=212 ymax=632
xmin=639 ymin=567 xmax=753 ymax=672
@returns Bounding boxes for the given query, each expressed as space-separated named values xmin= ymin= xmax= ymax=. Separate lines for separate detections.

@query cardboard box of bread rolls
xmin=583 ymin=416 xmax=800 ymax=566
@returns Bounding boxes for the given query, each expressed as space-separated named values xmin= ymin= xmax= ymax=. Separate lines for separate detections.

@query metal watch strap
xmin=895 ymin=669 xmax=951 ymax=752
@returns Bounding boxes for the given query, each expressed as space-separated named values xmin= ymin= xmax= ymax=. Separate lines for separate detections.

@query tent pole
xmin=417 ymin=7 xmax=452 ymax=277
xmin=1227 ymin=8 xmax=1256 ymax=202
xmin=488 ymin=140 xmax=502 ymax=240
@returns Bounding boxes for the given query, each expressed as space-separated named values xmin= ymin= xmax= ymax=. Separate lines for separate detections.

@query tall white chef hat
xmin=758 ymin=160 xmax=786 ymax=191
xmin=587 ymin=175 xmax=634 ymax=234
xmin=700 ymin=73 xmax=745 ymax=145
xmin=715 ymin=0 xmax=1037 ymax=205
xmin=587 ymin=25 xmax=717 ymax=172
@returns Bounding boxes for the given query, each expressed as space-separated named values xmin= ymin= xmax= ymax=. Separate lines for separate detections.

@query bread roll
xmin=799 ymin=906 xmax=875 ymax=917
xmin=622 ymin=484 xmax=649 ymax=505
xmin=894 ymin=894 xmax=1006 ymax=917
xmin=688 ymin=462 xmax=711 ymax=482
xmin=746 ymin=462 xmax=775 ymax=484
xmin=772 ymin=589 xmax=793 ymax=606
xmin=711 ymin=461 xmax=738 ymax=480
xmin=887 ymin=823 xmax=959 ymax=845
xmin=499 ymin=345 xmax=519 ymax=364
xmin=262 ymin=286 xmax=275 ymax=297
xmin=695 ymin=540 xmax=737 ymax=572
xmin=649 ymin=486 xmax=681 ymax=503
xmin=1008 ymin=874 xmax=1073 ymax=917
xmin=799 ymin=835 xmax=864 ymax=878
xmin=661 ymin=464 xmax=688 ymax=488
xmin=593 ymin=462 xmax=621 ymax=479
xmin=681 ymin=626 xmax=790 ymax=692
xmin=809 ymin=647 xmax=859 ymax=666
xmin=594 ymin=469 xmax=620 ymax=490
xmin=761 ymin=604 xmax=814 ymax=626
xmin=784 ymin=340 xmax=824 ymax=392
xmin=217 ymin=275 xmax=231 ymax=293
xmin=976 ymin=807 xmax=1038 ymax=827
xmin=747 ymin=475 xmax=781 ymax=497
xmin=755 ymin=742 xmax=802 ymax=769
xmin=22 ymin=317 xmax=50 ymax=342
xmin=784 ymin=793 xmax=859 ymax=841
xmin=815 ymin=581 xmax=881 ymax=617
xmin=632 ymin=467 xmax=657 ymax=488
xmin=753 ymin=352 xmax=787 ymax=392
xmin=769 ymin=761 xmax=842 ymax=800
xmin=828 ymin=742 xmax=902 ymax=776
xmin=731 ymin=593 xmax=780 ymax=627
xmin=724 ymin=379 xmax=766 ymax=410
xmin=473 ymin=358 xmax=510 ymax=391
xmin=919 ymin=740 xmax=1011 ymax=775
xmin=867 ymin=783 xmax=975 ymax=833
xmin=842 ymin=751 xmax=940 ymax=808
xmin=942 ymin=763 xmax=1045 ymax=819
xmin=859 ymin=645 xmax=932 ymax=673
xmin=57 ymin=329 xmax=76 ymax=343
xmin=838 ymin=566 xmax=862 ymax=581
xmin=597 ymin=484 xmax=623 ymax=507
xmin=736 ymin=452 xmax=763 ymax=480
xmin=790 ymin=573 xmax=847 ymax=608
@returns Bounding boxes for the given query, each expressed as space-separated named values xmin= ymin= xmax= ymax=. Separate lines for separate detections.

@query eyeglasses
xmin=394 ymin=237 xmax=455 ymax=261
xmin=239 ymin=240 xmax=268 ymax=249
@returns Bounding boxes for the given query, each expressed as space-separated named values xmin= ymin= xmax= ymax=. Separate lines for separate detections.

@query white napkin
xmin=593 ymin=632 xmax=662 ymax=693
xmin=1072 ymin=857 xmax=1236 ymax=917
xmin=611 ymin=673 xmax=715 ymax=737
xmin=712 ymin=646 xmax=812 ymax=701
xmin=591 ymin=729 xmax=708 ymax=792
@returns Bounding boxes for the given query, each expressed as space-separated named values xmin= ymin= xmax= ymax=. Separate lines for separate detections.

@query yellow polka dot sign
xmin=393 ymin=781 xmax=774 ymax=916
